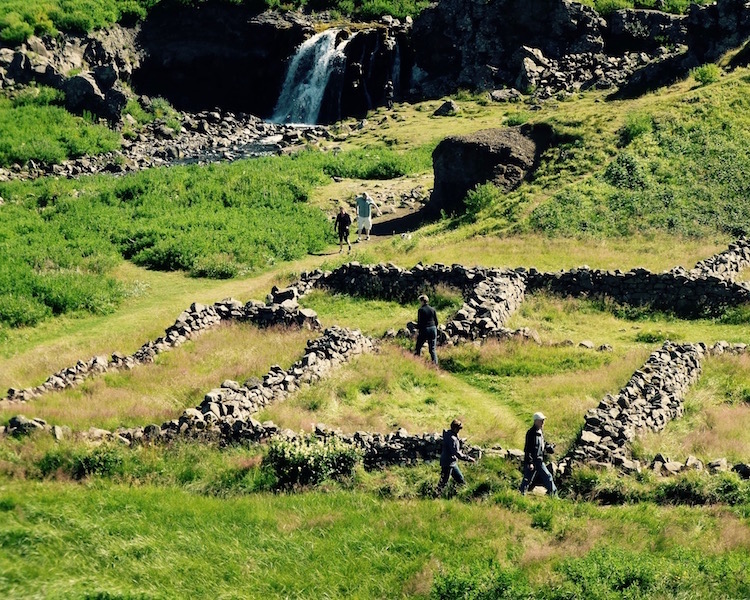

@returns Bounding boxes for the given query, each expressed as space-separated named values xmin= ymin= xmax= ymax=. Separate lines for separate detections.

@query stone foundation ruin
xmin=4 ymin=238 xmax=750 ymax=479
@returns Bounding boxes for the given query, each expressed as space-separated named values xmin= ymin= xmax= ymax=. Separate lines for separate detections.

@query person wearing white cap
xmin=519 ymin=411 xmax=557 ymax=496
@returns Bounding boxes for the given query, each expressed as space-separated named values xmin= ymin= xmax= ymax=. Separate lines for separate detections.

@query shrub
xmin=0 ymin=12 xmax=34 ymax=43
xmin=189 ymin=253 xmax=241 ymax=279
xmin=463 ymin=183 xmax=500 ymax=220
xmin=692 ymin=63 xmax=721 ymax=86
xmin=0 ymin=294 xmax=51 ymax=327
xmin=431 ymin=560 xmax=531 ymax=600
xmin=620 ymin=112 xmax=652 ymax=145
xmin=37 ymin=444 xmax=125 ymax=479
xmin=604 ymin=152 xmax=649 ymax=190
xmin=264 ymin=436 xmax=362 ymax=489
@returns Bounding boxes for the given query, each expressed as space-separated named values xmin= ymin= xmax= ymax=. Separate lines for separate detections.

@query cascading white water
xmin=271 ymin=29 xmax=349 ymax=124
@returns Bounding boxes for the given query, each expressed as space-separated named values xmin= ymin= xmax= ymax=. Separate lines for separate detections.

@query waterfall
xmin=391 ymin=43 xmax=401 ymax=97
xmin=271 ymin=29 xmax=349 ymax=124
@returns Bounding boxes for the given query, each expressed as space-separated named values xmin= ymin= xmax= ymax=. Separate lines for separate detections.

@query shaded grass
xmin=0 ymin=322 xmax=314 ymax=430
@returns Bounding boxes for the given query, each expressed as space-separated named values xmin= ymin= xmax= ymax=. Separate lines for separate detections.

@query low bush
xmin=431 ymin=560 xmax=531 ymax=600
xmin=619 ymin=112 xmax=652 ymax=146
xmin=264 ymin=436 xmax=362 ymax=489
xmin=37 ymin=444 xmax=125 ymax=479
xmin=463 ymin=183 xmax=500 ymax=220
xmin=692 ymin=63 xmax=721 ymax=86
xmin=603 ymin=152 xmax=649 ymax=190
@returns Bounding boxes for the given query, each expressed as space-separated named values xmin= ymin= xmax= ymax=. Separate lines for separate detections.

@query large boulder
xmin=63 ymin=73 xmax=106 ymax=114
xmin=428 ymin=123 xmax=554 ymax=216
xmin=411 ymin=0 xmax=605 ymax=97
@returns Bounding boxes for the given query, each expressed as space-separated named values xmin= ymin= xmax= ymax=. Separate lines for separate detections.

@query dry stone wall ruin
xmin=3 ymin=239 xmax=750 ymax=478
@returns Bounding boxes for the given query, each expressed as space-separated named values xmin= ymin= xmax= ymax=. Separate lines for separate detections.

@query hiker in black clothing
xmin=334 ymin=205 xmax=352 ymax=253
xmin=519 ymin=411 xmax=558 ymax=496
xmin=437 ymin=419 xmax=476 ymax=493
xmin=415 ymin=294 xmax=438 ymax=364
xmin=384 ymin=79 xmax=394 ymax=109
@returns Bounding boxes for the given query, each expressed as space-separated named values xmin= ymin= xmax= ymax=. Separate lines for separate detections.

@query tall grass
xmin=0 ymin=459 xmax=747 ymax=598
xmin=0 ymin=322 xmax=314 ymax=430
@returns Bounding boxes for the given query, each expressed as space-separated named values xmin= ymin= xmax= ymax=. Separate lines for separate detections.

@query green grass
xmin=637 ymin=354 xmax=750 ymax=464
xmin=0 ymin=445 xmax=748 ymax=598
xmin=525 ymin=71 xmax=750 ymax=238
xmin=0 ymin=145 xmax=430 ymax=329
xmin=578 ymin=0 xmax=713 ymax=16
xmin=0 ymin=87 xmax=120 ymax=167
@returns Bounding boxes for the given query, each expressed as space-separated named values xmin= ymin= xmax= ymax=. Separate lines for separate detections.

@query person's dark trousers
xmin=415 ymin=325 xmax=438 ymax=364
xmin=437 ymin=463 xmax=465 ymax=492
xmin=519 ymin=460 xmax=557 ymax=496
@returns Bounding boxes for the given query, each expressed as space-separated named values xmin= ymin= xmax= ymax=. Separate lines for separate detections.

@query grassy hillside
xmin=2 ymin=33 xmax=750 ymax=600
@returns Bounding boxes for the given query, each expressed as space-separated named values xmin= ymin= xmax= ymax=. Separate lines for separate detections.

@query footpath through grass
xmin=0 ymin=145 xmax=430 ymax=329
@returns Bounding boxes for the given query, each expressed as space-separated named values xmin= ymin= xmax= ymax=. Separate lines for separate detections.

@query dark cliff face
xmin=132 ymin=6 xmax=313 ymax=117
xmin=410 ymin=0 xmax=605 ymax=97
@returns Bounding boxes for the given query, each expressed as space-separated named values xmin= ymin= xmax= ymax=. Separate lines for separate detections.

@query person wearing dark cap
xmin=519 ymin=411 xmax=557 ymax=496
xmin=437 ymin=419 xmax=476 ymax=493
xmin=415 ymin=294 xmax=438 ymax=365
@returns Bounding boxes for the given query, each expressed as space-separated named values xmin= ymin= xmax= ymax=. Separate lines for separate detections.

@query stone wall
xmin=690 ymin=237 xmax=750 ymax=281
xmin=298 ymin=261 xmax=532 ymax=345
xmin=524 ymin=266 xmax=750 ymax=318
xmin=559 ymin=342 xmax=704 ymax=476
xmin=1 ymin=298 xmax=320 ymax=408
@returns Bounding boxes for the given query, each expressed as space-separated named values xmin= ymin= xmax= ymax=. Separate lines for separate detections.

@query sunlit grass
xmin=0 ymin=322 xmax=314 ymax=430
xmin=638 ymin=354 xmax=750 ymax=463
xmin=0 ymin=477 xmax=747 ymax=599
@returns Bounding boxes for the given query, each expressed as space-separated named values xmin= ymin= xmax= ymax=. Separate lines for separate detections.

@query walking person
xmin=334 ymin=205 xmax=352 ymax=253
xmin=384 ymin=79 xmax=394 ymax=109
xmin=355 ymin=192 xmax=382 ymax=242
xmin=519 ymin=412 xmax=558 ymax=496
xmin=414 ymin=294 xmax=438 ymax=365
xmin=437 ymin=419 xmax=476 ymax=493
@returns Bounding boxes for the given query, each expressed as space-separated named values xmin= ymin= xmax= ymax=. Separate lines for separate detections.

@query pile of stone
xmin=516 ymin=48 xmax=665 ymax=99
xmin=442 ymin=269 xmax=536 ymax=345
xmin=559 ymin=342 xmax=704 ymax=476
xmin=524 ymin=264 xmax=750 ymax=318
xmin=1 ymin=298 xmax=320 ymax=407
xmin=690 ymin=237 xmax=750 ymax=281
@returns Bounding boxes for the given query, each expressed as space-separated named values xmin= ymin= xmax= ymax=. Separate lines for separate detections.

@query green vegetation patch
xmin=432 ymin=546 xmax=750 ymax=599
xmin=528 ymin=76 xmax=750 ymax=237
xmin=0 ymin=145 xmax=429 ymax=329
xmin=0 ymin=87 xmax=120 ymax=167
xmin=0 ymin=0 xmax=430 ymax=44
